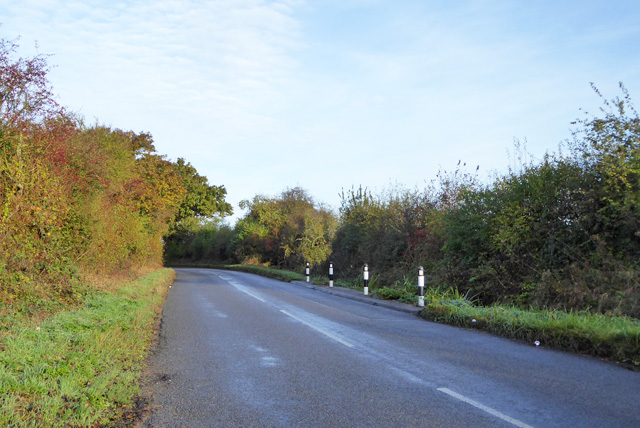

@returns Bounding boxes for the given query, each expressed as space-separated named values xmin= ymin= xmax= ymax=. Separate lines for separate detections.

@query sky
xmin=2 ymin=0 xmax=640 ymax=222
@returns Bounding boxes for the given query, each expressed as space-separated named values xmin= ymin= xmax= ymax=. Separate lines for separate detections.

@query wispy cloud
xmin=2 ymin=0 xmax=640 ymax=219
xmin=4 ymin=0 xmax=302 ymax=125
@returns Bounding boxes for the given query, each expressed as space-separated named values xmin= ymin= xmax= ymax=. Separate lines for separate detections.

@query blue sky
xmin=2 ymin=0 xmax=640 ymax=222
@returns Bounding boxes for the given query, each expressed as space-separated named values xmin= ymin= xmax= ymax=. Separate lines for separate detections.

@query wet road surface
xmin=141 ymin=268 xmax=640 ymax=428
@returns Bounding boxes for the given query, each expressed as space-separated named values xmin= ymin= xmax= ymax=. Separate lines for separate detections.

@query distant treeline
xmin=169 ymin=83 xmax=640 ymax=319
xmin=0 ymin=38 xmax=230 ymax=309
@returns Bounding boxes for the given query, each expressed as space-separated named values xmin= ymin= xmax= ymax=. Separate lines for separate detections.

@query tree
xmin=232 ymin=187 xmax=337 ymax=268
xmin=171 ymin=158 xmax=232 ymax=225
xmin=0 ymin=37 xmax=62 ymax=128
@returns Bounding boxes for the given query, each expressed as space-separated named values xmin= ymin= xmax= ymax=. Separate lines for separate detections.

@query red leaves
xmin=0 ymin=37 xmax=63 ymax=129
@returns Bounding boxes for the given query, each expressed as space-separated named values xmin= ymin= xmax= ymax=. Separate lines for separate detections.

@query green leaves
xmin=438 ymin=84 xmax=640 ymax=315
xmin=171 ymin=158 xmax=232 ymax=225
xmin=230 ymin=187 xmax=337 ymax=269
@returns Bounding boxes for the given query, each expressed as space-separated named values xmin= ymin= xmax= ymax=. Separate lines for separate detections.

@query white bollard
xmin=363 ymin=264 xmax=369 ymax=296
xmin=418 ymin=266 xmax=425 ymax=307
xmin=305 ymin=261 xmax=310 ymax=283
xmin=329 ymin=261 xmax=334 ymax=287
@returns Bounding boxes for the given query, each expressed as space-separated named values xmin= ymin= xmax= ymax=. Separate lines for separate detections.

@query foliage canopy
xmin=0 ymin=37 xmax=230 ymax=308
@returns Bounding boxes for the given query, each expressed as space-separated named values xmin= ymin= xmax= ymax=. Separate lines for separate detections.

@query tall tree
xmin=233 ymin=187 xmax=337 ymax=268
xmin=171 ymin=158 xmax=232 ymax=225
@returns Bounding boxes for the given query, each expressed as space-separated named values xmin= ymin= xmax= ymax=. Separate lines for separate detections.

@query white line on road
xmin=280 ymin=310 xmax=355 ymax=348
xmin=437 ymin=388 xmax=534 ymax=428
xmin=227 ymin=280 xmax=266 ymax=303
xmin=387 ymin=365 xmax=431 ymax=386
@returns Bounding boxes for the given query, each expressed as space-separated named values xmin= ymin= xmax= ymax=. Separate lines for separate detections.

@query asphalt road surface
xmin=141 ymin=268 xmax=640 ymax=428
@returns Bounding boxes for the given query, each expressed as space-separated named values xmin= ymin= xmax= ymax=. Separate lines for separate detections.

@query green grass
xmin=0 ymin=268 xmax=174 ymax=427
xmin=368 ymin=280 xmax=639 ymax=368
xmin=371 ymin=276 xmax=419 ymax=303
xmin=419 ymin=288 xmax=640 ymax=368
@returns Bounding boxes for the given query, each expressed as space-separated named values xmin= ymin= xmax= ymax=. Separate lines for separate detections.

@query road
xmin=141 ymin=268 xmax=640 ymax=428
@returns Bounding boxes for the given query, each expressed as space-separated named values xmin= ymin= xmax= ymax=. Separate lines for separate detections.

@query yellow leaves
xmin=132 ymin=153 xmax=185 ymax=221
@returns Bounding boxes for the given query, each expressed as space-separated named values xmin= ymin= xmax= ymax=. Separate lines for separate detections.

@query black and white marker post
xmin=363 ymin=263 xmax=370 ymax=296
xmin=305 ymin=261 xmax=310 ymax=283
xmin=418 ymin=266 xmax=425 ymax=307
xmin=329 ymin=261 xmax=334 ymax=287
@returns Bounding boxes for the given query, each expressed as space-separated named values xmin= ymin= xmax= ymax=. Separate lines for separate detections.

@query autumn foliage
xmin=0 ymin=38 xmax=229 ymax=309
xmin=173 ymin=84 xmax=640 ymax=319
xmin=233 ymin=187 xmax=337 ymax=269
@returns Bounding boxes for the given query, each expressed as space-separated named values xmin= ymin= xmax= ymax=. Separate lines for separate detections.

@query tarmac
xmin=290 ymin=280 xmax=423 ymax=315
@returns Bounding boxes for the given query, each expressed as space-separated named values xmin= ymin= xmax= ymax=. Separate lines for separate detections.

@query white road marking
xmin=280 ymin=310 xmax=355 ymax=348
xmin=387 ymin=365 xmax=430 ymax=386
xmin=208 ymin=269 xmax=534 ymax=427
xmin=227 ymin=280 xmax=266 ymax=302
xmin=437 ymin=388 xmax=534 ymax=428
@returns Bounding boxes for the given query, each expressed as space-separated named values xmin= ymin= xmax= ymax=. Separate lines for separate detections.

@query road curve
xmin=141 ymin=268 xmax=640 ymax=428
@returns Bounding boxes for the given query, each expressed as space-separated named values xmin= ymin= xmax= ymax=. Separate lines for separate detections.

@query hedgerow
xmin=0 ymin=37 xmax=230 ymax=313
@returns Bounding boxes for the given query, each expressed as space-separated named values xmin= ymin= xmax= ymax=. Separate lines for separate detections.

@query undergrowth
xmin=367 ymin=277 xmax=640 ymax=367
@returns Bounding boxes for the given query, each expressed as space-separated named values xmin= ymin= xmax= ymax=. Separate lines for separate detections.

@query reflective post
xmin=418 ymin=266 xmax=425 ymax=307
xmin=363 ymin=263 xmax=369 ymax=296
xmin=306 ymin=261 xmax=310 ymax=283
xmin=329 ymin=261 xmax=334 ymax=287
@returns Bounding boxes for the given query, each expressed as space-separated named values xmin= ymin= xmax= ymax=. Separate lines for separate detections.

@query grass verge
xmin=367 ymin=279 xmax=639 ymax=368
xmin=419 ymin=287 xmax=640 ymax=368
xmin=0 ymin=268 xmax=174 ymax=427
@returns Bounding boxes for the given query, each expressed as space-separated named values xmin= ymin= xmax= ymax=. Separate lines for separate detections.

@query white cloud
xmin=2 ymin=0 xmax=640 ymax=222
